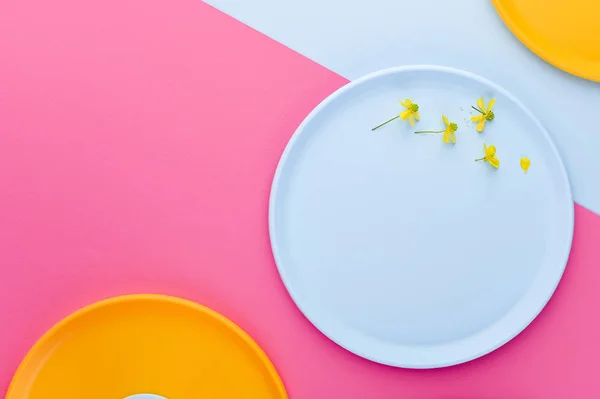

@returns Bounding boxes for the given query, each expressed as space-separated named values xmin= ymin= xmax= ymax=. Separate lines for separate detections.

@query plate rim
xmin=6 ymin=294 xmax=288 ymax=398
xmin=269 ymin=65 xmax=574 ymax=368
xmin=492 ymin=0 xmax=600 ymax=82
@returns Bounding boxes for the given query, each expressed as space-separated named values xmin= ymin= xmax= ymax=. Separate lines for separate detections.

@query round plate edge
xmin=268 ymin=65 xmax=575 ymax=368
xmin=491 ymin=0 xmax=600 ymax=82
xmin=6 ymin=294 xmax=289 ymax=398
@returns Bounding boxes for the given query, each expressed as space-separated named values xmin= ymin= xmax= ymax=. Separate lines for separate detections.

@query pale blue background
xmin=205 ymin=0 xmax=600 ymax=214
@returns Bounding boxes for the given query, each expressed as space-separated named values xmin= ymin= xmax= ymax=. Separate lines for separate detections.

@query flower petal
xmin=520 ymin=157 xmax=531 ymax=173
xmin=477 ymin=97 xmax=486 ymax=112
xmin=414 ymin=111 xmax=420 ymax=121
xmin=488 ymin=98 xmax=496 ymax=111
xmin=442 ymin=115 xmax=449 ymax=125
xmin=486 ymin=145 xmax=496 ymax=157
xmin=409 ymin=114 xmax=415 ymax=127
xmin=451 ymin=132 xmax=456 ymax=144
xmin=489 ymin=157 xmax=500 ymax=169
xmin=442 ymin=132 xmax=450 ymax=143
xmin=400 ymin=109 xmax=410 ymax=120
xmin=471 ymin=115 xmax=484 ymax=122
xmin=399 ymin=99 xmax=407 ymax=108
xmin=476 ymin=119 xmax=486 ymax=132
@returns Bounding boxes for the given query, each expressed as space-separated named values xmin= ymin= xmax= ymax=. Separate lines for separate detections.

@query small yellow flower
xmin=414 ymin=114 xmax=458 ymax=144
xmin=399 ymin=99 xmax=421 ymax=127
xmin=372 ymin=98 xmax=420 ymax=130
xmin=475 ymin=143 xmax=500 ymax=168
xmin=441 ymin=115 xmax=458 ymax=144
xmin=520 ymin=157 xmax=531 ymax=173
xmin=471 ymin=97 xmax=496 ymax=132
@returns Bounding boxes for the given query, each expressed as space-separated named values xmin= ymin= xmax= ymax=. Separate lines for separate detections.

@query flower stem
xmin=372 ymin=115 xmax=400 ymax=131
xmin=472 ymin=106 xmax=485 ymax=114
xmin=414 ymin=130 xmax=444 ymax=134
xmin=474 ymin=157 xmax=485 ymax=161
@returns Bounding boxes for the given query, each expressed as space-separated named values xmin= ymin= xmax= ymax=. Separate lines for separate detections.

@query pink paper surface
xmin=1 ymin=0 xmax=599 ymax=397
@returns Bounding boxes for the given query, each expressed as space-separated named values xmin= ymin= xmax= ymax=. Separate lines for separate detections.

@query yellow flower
xmin=441 ymin=115 xmax=458 ymax=144
xmin=475 ymin=143 xmax=500 ymax=168
xmin=471 ymin=98 xmax=496 ymax=132
xmin=520 ymin=157 xmax=531 ymax=173
xmin=372 ymin=98 xmax=420 ymax=130
xmin=414 ymin=114 xmax=458 ymax=144
xmin=399 ymin=99 xmax=421 ymax=127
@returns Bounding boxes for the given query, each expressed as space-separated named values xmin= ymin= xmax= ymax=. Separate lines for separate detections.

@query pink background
xmin=1 ymin=0 xmax=599 ymax=397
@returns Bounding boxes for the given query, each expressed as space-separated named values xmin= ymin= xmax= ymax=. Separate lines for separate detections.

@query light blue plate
xmin=269 ymin=66 xmax=573 ymax=368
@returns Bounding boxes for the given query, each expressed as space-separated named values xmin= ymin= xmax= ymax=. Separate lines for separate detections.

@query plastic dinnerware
xmin=492 ymin=0 xmax=600 ymax=81
xmin=269 ymin=65 xmax=574 ymax=368
xmin=7 ymin=295 xmax=287 ymax=398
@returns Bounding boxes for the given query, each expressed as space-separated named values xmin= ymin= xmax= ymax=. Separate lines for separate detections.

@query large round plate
xmin=492 ymin=0 xmax=600 ymax=81
xmin=7 ymin=295 xmax=287 ymax=398
xmin=269 ymin=66 xmax=573 ymax=368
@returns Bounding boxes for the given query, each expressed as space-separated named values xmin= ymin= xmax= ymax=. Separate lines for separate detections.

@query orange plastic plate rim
xmin=492 ymin=0 xmax=600 ymax=82
xmin=6 ymin=294 xmax=288 ymax=399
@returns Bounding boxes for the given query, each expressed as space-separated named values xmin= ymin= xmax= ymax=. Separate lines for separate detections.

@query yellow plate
xmin=7 ymin=295 xmax=288 ymax=399
xmin=492 ymin=0 xmax=600 ymax=81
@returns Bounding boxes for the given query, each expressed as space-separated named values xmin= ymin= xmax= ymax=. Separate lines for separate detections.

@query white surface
xmin=269 ymin=66 xmax=574 ymax=367
xmin=205 ymin=0 xmax=600 ymax=214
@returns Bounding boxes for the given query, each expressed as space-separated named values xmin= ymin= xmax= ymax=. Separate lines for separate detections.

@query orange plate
xmin=7 ymin=295 xmax=288 ymax=399
xmin=492 ymin=0 xmax=600 ymax=81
